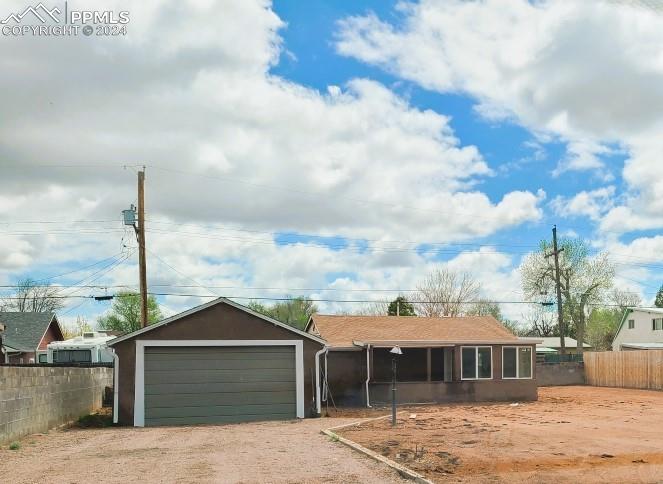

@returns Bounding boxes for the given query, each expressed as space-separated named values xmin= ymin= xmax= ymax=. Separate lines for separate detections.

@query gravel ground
xmin=338 ymin=386 xmax=663 ymax=483
xmin=0 ymin=418 xmax=406 ymax=484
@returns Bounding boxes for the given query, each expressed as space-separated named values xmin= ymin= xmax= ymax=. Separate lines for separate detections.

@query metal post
xmin=391 ymin=357 xmax=397 ymax=426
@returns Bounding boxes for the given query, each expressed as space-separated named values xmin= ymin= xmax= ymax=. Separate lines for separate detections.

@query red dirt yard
xmin=336 ymin=386 xmax=663 ymax=483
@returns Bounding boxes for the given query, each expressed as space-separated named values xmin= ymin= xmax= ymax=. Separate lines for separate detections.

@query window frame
xmin=653 ymin=318 xmax=663 ymax=331
xmin=502 ymin=346 xmax=534 ymax=380
xmin=460 ymin=346 xmax=493 ymax=381
xmin=628 ymin=319 xmax=635 ymax=329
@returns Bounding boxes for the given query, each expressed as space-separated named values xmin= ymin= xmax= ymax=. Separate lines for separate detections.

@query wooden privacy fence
xmin=584 ymin=350 xmax=663 ymax=390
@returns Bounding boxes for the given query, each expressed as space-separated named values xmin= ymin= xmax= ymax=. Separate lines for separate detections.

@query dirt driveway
xmin=337 ymin=386 xmax=663 ymax=483
xmin=0 ymin=417 xmax=406 ymax=484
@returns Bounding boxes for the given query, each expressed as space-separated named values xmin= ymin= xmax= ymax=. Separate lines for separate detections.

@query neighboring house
xmin=108 ymin=297 xmax=325 ymax=427
xmin=0 ymin=312 xmax=64 ymax=364
xmin=612 ymin=307 xmax=663 ymax=351
xmin=536 ymin=337 xmax=591 ymax=355
xmin=306 ymin=314 xmax=540 ymax=407
xmin=47 ymin=331 xmax=115 ymax=364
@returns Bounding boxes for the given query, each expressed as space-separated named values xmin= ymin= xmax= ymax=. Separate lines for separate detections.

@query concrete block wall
xmin=0 ymin=366 xmax=113 ymax=445
xmin=536 ymin=362 xmax=585 ymax=386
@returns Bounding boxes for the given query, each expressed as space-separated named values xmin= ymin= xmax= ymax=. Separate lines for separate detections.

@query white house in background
xmin=536 ymin=336 xmax=591 ymax=355
xmin=47 ymin=331 xmax=115 ymax=363
xmin=612 ymin=307 xmax=663 ymax=351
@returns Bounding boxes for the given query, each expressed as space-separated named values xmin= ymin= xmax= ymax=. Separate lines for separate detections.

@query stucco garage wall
xmin=0 ymin=366 xmax=112 ymax=444
xmin=112 ymin=302 xmax=323 ymax=425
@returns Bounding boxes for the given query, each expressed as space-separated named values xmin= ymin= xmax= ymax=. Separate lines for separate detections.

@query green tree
xmin=247 ymin=297 xmax=317 ymax=330
xmin=521 ymin=238 xmax=614 ymax=356
xmin=586 ymin=288 xmax=641 ymax=351
xmin=97 ymin=291 xmax=161 ymax=334
xmin=586 ymin=308 xmax=622 ymax=351
xmin=388 ymin=296 xmax=415 ymax=316
xmin=656 ymin=285 xmax=663 ymax=308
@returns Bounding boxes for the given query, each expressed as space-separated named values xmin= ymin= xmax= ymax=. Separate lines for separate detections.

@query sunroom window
xmin=461 ymin=346 xmax=492 ymax=379
xmin=503 ymin=347 xmax=532 ymax=379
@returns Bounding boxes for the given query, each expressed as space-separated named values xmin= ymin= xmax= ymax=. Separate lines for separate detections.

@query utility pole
xmin=137 ymin=168 xmax=148 ymax=328
xmin=546 ymin=225 xmax=566 ymax=355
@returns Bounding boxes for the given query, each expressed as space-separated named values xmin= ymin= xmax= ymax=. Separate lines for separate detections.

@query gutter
xmin=365 ymin=344 xmax=372 ymax=408
xmin=112 ymin=350 xmax=119 ymax=424
xmin=315 ymin=345 xmax=329 ymax=415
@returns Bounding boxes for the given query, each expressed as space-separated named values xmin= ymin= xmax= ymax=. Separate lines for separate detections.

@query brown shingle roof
xmin=308 ymin=314 xmax=518 ymax=348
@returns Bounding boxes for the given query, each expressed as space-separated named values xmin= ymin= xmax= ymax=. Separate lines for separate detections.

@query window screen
xmin=462 ymin=347 xmax=476 ymax=379
xmin=503 ymin=347 xmax=517 ymax=378
xmin=518 ymin=347 xmax=532 ymax=378
xmin=478 ymin=348 xmax=492 ymax=378
xmin=52 ymin=350 xmax=92 ymax=363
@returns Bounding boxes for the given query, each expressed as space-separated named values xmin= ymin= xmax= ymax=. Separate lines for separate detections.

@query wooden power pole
xmin=137 ymin=169 xmax=148 ymax=328
xmin=547 ymin=225 xmax=566 ymax=355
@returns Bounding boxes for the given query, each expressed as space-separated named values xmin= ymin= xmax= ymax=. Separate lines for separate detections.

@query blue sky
xmin=1 ymin=0 xmax=662 ymax=327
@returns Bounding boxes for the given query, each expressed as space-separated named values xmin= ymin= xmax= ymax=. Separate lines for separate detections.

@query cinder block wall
xmin=536 ymin=362 xmax=585 ymax=386
xmin=0 ymin=366 xmax=113 ymax=445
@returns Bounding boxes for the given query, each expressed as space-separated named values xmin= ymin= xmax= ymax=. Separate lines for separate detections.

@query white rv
xmin=47 ymin=331 xmax=115 ymax=363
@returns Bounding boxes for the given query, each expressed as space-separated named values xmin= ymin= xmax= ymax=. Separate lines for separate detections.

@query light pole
xmin=390 ymin=345 xmax=402 ymax=426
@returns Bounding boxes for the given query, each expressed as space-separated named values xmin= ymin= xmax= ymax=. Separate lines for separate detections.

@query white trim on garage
xmin=133 ymin=339 xmax=305 ymax=427
xmin=109 ymin=297 xmax=326 ymax=347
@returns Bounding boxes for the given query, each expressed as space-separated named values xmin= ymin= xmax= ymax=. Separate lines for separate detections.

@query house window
xmin=38 ymin=354 xmax=48 ymax=364
xmin=52 ymin=349 xmax=92 ymax=363
xmin=502 ymin=347 xmax=533 ymax=379
xmin=653 ymin=319 xmax=663 ymax=331
xmin=461 ymin=346 xmax=492 ymax=380
xmin=628 ymin=319 xmax=635 ymax=329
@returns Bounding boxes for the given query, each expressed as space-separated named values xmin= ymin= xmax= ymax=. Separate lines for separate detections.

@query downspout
xmin=112 ymin=350 xmax=119 ymax=424
xmin=315 ymin=346 xmax=329 ymax=416
xmin=365 ymin=344 xmax=372 ymax=408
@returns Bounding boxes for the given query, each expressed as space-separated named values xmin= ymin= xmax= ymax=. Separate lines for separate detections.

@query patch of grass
xmin=328 ymin=434 xmax=340 ymax=442
xmin=75 ymin=412 xmax=113 ymax=428
xmin=9 ymin=442 xmax=20 ymax=451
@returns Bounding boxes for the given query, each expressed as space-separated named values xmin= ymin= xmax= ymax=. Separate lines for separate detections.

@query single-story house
xmin=107 ymin=297 xmax=326 ymax=427
xmin=536 ymin=337 xmax=591 ymax=356
xmin=0 ymin=312 xmax=64 ymax=364
xmin=612 ymin=307 xmax=663 ymax=351
xmin=306 ymin=314 xmax=540 ymax=407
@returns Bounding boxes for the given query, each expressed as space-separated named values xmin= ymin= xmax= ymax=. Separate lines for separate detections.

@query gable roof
xmin=0 ymin=312 xmax=60 ymax=352
xmin=536 ymin=336 xmax=591 ymax=349
xmin=612 ymin=307 xmax=663 ymax=345
xmin=108 ymin=297 xmax=326 ymax=346
xmin=307 ymin=314 xmax=519 ymax=348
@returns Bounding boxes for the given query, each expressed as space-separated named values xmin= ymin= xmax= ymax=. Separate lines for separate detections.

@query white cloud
xmin=0 ymin=0 xmax=547 ymax=320
xmin=335 ymin=0 xmax=663 ymax=233
xmin=551 ymin=186 xmax=616 ymax=221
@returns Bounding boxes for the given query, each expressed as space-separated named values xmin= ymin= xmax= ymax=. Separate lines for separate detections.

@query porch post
xmin=427 ymin=348 xmax=431 ymax=382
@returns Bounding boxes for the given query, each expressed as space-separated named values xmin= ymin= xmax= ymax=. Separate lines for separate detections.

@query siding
xmin=144 ymin=346 xmax=296 ymax=426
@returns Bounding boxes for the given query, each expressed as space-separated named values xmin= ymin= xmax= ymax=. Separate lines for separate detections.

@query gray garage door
xmin=144 ymin=346 xmax=297 ymax=426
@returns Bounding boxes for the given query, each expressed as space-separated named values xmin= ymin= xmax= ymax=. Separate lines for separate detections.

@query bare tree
xmin=351 ymin=301 xmax=389 ymax=316
xmin=521 ymin=239 xmax=614 ymax=356
xmin=609 ymin=288 xmax=641 ymax=311
xmin=521 ymin=304 xmax=558 ymax=337
xmin=415 ymin=269 xmax=480 ymax=317
xmin=2 ymin=278 xmax=65 ymax=313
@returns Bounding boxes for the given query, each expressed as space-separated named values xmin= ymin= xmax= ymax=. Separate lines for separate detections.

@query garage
xmin=108 ymin=298 xmax=325 ymax=427
xmin=142 ymin=345 xmax=298 ymax=426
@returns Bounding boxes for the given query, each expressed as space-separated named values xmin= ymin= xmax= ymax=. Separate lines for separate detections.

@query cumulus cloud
xmin=335 ymin=0 xmax=663 ymax=233
xmin=0 ymin=0 xmax=546 ymax=320
xmin=551 ymin=186 xmax=616 ymax=221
